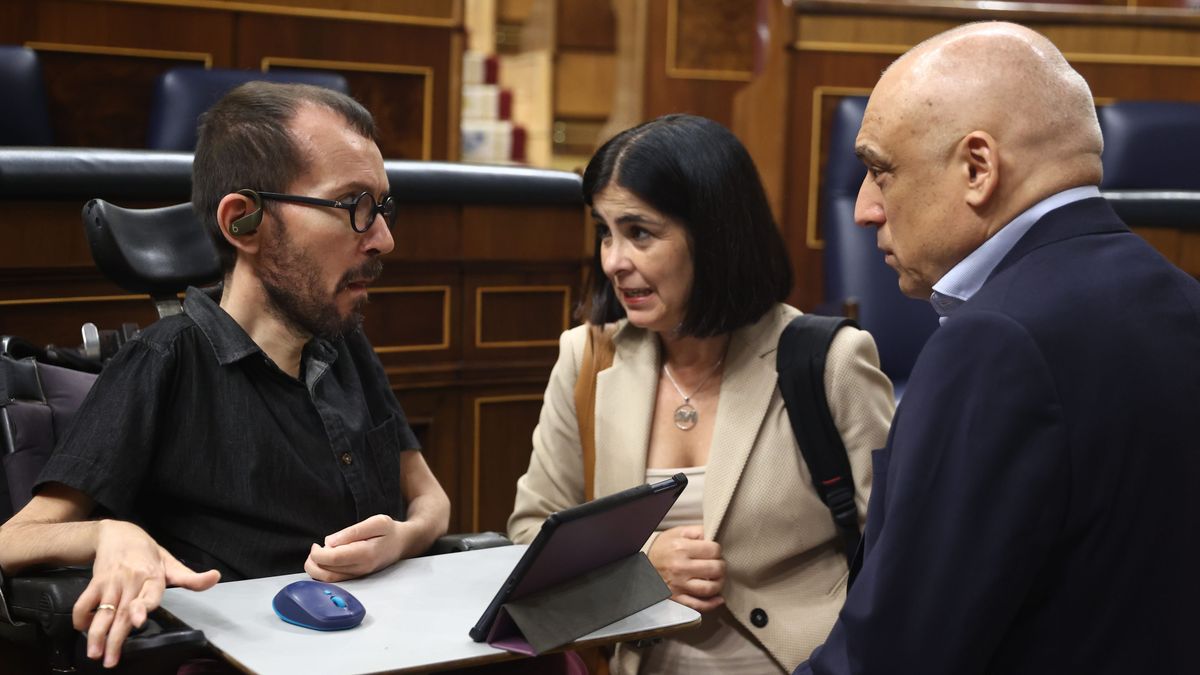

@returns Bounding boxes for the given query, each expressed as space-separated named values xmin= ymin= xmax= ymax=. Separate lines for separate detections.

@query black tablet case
xmin=472 ymin=474 xmax=687 ymax=655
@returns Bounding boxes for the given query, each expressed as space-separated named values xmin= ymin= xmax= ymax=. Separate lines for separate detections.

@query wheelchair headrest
xmin=82 ymin=200 xmax=221 ymax=298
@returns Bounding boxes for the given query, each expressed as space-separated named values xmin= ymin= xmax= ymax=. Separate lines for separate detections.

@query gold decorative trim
xmin=794 ymin=40 xmax=1200 ymax=68
xmin=664 ymin=0 xmax=754 ymax=82
xmin=794 ymin=40 xmax=910 ymax=56
xmin=806 ymin=85 xmax=873 ymax=250
xmin=100 ymin=0 xmax=461 ymax=28
xmin=24 ymin=41 xmax=212 ymax=67
xmin=0 ymin=293 xmax=152 ymax=307
xmin=263 ymin=56 xmax=434 ymax=160
xmin=472 ymin=394 xmax=544 ymax=531
xmin=368 ymin=285 xmax=451 ymax=353
xmin=474 ymin=286 xmax=571 ymax=348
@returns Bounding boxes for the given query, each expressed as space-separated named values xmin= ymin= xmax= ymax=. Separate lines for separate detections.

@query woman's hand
xmin=647 ymin=524 xmax=726 ymax=612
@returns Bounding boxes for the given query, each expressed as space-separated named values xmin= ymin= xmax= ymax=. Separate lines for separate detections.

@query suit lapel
xmin=594 ymin=324 xmax=659 ymax=497
xmin=703 ymin=307 xmax=785 ymax=540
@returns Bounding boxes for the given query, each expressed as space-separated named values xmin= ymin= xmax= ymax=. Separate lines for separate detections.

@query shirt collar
xmin=183 ymin=286 xmax=339 ymax=367
xmin=929 ymin=185 xmax=1101 ymax=324
xmin=184 ymin=286 xmax=263 ymax=365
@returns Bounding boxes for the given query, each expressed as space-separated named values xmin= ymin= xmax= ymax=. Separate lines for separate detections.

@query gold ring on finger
xmin=96 ymin=603 xmax=117 ymax=612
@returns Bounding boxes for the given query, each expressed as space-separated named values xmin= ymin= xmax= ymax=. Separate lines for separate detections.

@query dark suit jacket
xmin=796 ymin=198 xmax=1200 ymax=674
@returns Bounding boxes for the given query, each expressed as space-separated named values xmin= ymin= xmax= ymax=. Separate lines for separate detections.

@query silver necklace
xmin=662 ymin=359 xmax=723 ymax=430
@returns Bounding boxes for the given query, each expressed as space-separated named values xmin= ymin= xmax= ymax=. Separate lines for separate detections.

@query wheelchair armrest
xmin=426 ymin=531 xmax=511 ymax=556
xmin=6 ymin=567 xmax=91 ymax=633
xmin=4 ymin=567 xmax=207 ymax=672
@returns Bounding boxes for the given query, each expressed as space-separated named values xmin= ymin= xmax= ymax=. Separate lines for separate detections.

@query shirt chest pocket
xmin=365 ymin=415 xmax=405 ymax=519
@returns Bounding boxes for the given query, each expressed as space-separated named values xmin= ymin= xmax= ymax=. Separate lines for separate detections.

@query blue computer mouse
xmin=272 ymin=580 xmax=366 ymax=631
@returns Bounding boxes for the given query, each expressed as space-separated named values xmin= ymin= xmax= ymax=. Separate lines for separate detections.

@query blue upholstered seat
xmin=1098 ymin=100 xmax=1200 ymax=190
xmin=145 ymin=67 xmax=351 ymax=151
xmin=0 ymin=46 xmax=54 ymax=146
xmin=820 ymin=96 xmax=938 ymax=396
xmin=1095 ymin=100 xmax=1200 ymax=251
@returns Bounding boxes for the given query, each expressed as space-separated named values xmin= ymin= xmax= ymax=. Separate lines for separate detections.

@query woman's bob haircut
xmin=580 ymin=114 xmax=792 ymax=337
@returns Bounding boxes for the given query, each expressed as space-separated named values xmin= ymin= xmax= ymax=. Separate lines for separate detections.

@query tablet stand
xmin=486 ymin=552 xmax=670 ymax=655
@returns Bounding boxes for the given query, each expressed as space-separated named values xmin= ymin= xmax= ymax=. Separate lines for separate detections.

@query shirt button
xmin=749 ymin=608 xmax=768 ymax=628
xmin=340 ymin=452 xmax=353 ymax=465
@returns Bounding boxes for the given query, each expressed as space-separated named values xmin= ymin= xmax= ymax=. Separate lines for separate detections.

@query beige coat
xmin=508 ymin=304 xmax=894 ymax=673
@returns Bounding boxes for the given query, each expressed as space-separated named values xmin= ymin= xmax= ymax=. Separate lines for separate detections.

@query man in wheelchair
xmin=0 ymin=82 xmax=451 ymax=668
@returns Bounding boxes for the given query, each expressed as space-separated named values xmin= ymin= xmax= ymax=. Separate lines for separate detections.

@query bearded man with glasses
xmin=0 ymin=82 xmax=450 ymax=669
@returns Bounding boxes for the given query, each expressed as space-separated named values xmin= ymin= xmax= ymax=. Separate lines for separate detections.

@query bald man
xmin=795 ymin=22 xmax=1200 ymax=675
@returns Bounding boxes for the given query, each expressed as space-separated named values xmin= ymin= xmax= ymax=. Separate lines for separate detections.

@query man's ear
xmin=961 ymin=131 xmax=998 ymax=208
xmin=216 ymin=191 xmax=263 ymax=255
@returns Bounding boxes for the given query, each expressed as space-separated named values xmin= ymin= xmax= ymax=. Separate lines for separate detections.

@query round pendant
xmin=673 ymin=404 xmax=698 ymax=430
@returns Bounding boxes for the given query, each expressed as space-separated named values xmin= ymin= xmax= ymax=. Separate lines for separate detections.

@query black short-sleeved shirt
xmin=36 ymin=287 xmax=421 ymax=580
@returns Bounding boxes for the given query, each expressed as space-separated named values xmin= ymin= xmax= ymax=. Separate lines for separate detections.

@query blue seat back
xmin=0 ymin=46 xmax=54 ymax=146
xmin=821 ymin=96 xmax=939 ymax=390
xmin=1098 ymin=100 xmax=1200 ymax=190
xmin=146 ymin=67 xmax=351 ymax=151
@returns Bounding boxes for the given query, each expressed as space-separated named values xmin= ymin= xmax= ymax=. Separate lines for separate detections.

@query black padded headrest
xmin=384 ymin=161 xmax=582 ymax=205
xmin=0 ymin=149 xmax=582 ymax=205
xmin=1101 ymin=191 xmax=1200 ymax=230
xmin=82 ymin=200 xmax=221 ymax=297
xmin=0 ymin=148 xmax=193 ymax=201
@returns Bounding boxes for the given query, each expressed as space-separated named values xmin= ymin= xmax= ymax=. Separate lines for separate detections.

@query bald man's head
xmin=883 ymin=22 xmax=1102 ymax=194
xmin=853 ymin=22 xmax=1104 ymax=299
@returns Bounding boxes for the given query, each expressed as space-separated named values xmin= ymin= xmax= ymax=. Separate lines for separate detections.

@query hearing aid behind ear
xmin=230 ymin=189 xmax=263 ymax=236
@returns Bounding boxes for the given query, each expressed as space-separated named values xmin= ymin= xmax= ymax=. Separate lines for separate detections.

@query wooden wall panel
xmin=0 ymin=3 xmax=34 ymax=43
xmin=3 ymin=0 xmax=459 ymax=158
xmin=673 ymin=0 xmax=756 ymax=74
xmin=476 ymin=286 xmax=570 ymax=346
xmin=29 ymin=1 xmax=235 ymax=60
xmin=461 ymin=205 xmax=585 ymax=260
xmin=641 ymin=0 xmax=753 ymax=132
xmin=555 ymin=52 xmax=616 ymax=119
xmin=470 ymin=395 xmax=543 ymax=533
xmin=37 ymin=49 xmax=208 ymax=148
xmin=556 ymin=0 xmax=616 ymax=51
xmin=462 ymin=268 xmax=578 ymax=364
xmin=199 ymin=0 xmax=458 ymax=21
xmin=236 ymin=14 xmax=455 ymax=160
xmin=0 ymin=295 xmax=160 ymax=352
xmin=362 ymin=286 xmax=452 ymax=353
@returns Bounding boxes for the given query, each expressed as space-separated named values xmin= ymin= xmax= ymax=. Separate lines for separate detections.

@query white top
xmin=647 ymin=465 xmax=706 ymax=531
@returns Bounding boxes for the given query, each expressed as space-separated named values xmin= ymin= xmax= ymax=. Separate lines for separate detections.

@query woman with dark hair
xmin=508 ymin=115 xmax=894 ymax=674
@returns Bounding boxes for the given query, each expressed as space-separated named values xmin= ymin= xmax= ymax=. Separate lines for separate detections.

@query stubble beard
xmin=259 ymin=218 xmax=382 ymax=341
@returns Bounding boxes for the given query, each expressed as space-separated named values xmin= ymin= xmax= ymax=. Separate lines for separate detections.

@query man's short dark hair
xmin=580 ymin=114 xmax=792 ymax=337
xmin=192 ymin=81 xmax=378 ymax=274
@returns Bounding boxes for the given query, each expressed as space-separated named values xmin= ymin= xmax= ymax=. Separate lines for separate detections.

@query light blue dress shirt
xmin=929 ymin=186 xmax=1101 ymax=324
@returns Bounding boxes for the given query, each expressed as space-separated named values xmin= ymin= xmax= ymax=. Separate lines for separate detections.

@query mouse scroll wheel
xmin=331 ymin=596 xmax=348 ymax=609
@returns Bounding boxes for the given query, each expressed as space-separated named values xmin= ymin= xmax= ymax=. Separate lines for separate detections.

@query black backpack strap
xmin=776 ymin=315 xmax=861 ymax=566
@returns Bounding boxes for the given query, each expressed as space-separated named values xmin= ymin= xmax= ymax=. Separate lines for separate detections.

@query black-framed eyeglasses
xmin=257 ymin=191 xmax=397 ymax=233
